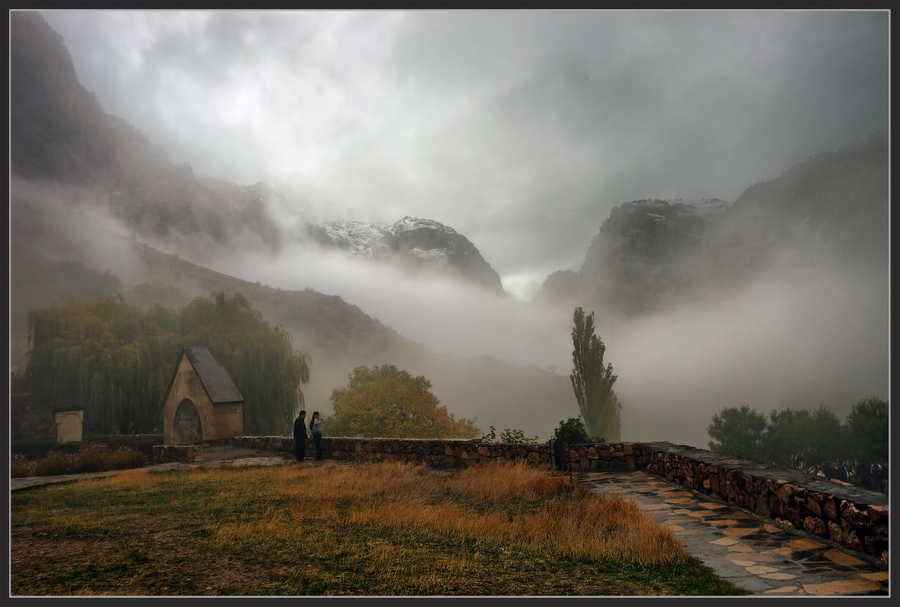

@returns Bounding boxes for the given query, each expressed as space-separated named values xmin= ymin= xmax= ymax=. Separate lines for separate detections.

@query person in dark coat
xmin=870 ymin=462 xmax=883 ymax=492
xmin=293 ymin=410 xmax=308 ymax=462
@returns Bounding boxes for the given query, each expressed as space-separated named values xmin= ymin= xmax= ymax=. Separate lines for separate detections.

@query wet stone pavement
xmin=575 ymin=469 xmax=890 ymax=596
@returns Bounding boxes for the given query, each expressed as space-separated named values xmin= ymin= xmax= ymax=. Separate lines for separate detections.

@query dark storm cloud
xmin=384 ymin=10 xmax=888 ymax=296
xmin=41 ymin=10 xmax=887 ymax=299
xmin=21 ymin=10 xmax=888 ymax=446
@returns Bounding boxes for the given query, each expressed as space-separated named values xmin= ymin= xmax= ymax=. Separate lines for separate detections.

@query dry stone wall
xmin=198 ymin=436 xmax=552 ymax=467
xmin=634 ymin=442 xmax=889 ymax=564
xmin=155 ymin=436 xmax=888 ymax=563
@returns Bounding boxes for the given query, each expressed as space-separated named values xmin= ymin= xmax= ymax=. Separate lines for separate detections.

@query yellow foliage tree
xmin=327 ymin=364 xmax=480 ymax=439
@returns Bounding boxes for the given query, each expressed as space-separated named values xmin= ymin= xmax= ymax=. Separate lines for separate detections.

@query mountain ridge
xmin=535 ymin=127 xmax=888 ymax=315
xmin=9 ymin=11 xmax=507 ymax=296
xmin=9 ymin=11 xmax=888 ymax=446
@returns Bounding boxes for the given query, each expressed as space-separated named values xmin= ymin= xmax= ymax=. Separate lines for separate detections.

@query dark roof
xmin=184 ymin=346 xmax=244 ymax=404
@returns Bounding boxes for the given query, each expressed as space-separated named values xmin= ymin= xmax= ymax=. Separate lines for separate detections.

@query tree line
xmin=20 ymin=297 xmax=623 ymax=444
xmin=706 ymin=399 xmax=888 ymax=479
xmin=23 ymin=291 xmax=310 ymax=436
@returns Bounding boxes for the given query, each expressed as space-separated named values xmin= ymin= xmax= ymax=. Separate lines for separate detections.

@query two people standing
xmin=293 ymin=410 xmax=324 ymax=462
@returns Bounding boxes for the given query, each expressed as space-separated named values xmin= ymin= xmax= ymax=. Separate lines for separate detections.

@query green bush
xmin=479 ymin=425 xmax=539 ymax=444
xmin=551 ymin=418 xmax=605 ymax=445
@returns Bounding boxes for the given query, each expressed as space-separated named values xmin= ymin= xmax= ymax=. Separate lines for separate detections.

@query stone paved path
xmin=10 ymin=456 xmax=890 ymax=596
xmin=575 ymin=469 xmax=889 ymax=596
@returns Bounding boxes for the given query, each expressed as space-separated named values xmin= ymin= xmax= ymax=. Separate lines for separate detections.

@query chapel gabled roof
xmin=183 ymin=346 xmax=244 ymax=404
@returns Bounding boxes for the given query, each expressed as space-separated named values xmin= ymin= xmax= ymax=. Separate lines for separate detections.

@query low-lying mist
xmin=11 ymin=180 xmax=888 ymax=448
xmin=180 ymin=224 xmax=888 ymax=449
xmin=201 ymin=242 xmax=575 ymax=367
xmin=609 ymin=249 xmax=888 ymax=448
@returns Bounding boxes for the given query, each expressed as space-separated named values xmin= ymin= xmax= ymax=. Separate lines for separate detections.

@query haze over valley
xmin=10 ymin=11 xmax=889 ymax=447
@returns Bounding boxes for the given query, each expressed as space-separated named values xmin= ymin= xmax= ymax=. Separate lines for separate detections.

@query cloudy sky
xmin=40 ymin=9 xmax=889 ymax=301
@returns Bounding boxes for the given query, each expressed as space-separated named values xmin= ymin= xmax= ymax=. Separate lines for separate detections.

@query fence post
xmin=552 ymin=441 xmax=569 ymax=473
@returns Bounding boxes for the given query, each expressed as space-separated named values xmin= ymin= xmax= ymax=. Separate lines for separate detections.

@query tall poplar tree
xmin=570 ymin=307 xmax=620 ymax=441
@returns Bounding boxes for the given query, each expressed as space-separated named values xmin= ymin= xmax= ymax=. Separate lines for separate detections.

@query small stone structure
xmin=54 ymin=410 xmax=83 ymax=444
xmin=160 ymin=347 xmax=244 ymax=445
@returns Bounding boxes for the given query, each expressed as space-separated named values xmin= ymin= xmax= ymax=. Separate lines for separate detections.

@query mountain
xmin=9 ymin=11 xmax=505 ymax=295
xmin=319 ymin=217 xmax=504 ymax=294
xmin=9 ymin=11 xmax=888 ymax=446
xmin=9 ymin=11 xmax=573 ymax=440
xmin=536 ymin=129 xmax=889 ymax=315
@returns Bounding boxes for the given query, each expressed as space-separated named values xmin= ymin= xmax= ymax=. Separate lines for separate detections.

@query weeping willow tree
xmin=25 ymin=291 xmax=310 ymax=436
xmin=176 ymin=292 xmax=310 ymax=435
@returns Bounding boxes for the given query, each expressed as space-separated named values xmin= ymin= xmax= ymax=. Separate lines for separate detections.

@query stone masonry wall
xmin=562 ymin=441 xmax=887 ymax=563
xmin=155 ymin=436 xmax=888 ymax=563
xmin=200 ymin=435 xmax=552 ymax=468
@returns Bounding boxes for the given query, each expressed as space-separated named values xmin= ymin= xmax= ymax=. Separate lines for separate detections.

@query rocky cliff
xmin=10 ymin=11 xmax=506 ymax=294
xmin=320 ymin=216 xmax=504 ymax=294
xmin=536 ymin=129 xmax=888 ymax=315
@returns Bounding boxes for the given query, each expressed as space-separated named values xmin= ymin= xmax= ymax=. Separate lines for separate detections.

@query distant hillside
xmin=127 ymin=241 xmax=578 ymax=439
xmin=9 ymin=11 xmax=505 ymax=294
xmin=9 ymin=11 xmax=572 ymax=438
xmin=536 ymin=129 xmax=888 ymax=315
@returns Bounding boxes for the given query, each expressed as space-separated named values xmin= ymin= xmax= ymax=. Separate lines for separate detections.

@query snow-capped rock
xmin=321 ymin=220 xmax=392 ymax=259
xmin=318 ymin=216 xmax=504 ymax=294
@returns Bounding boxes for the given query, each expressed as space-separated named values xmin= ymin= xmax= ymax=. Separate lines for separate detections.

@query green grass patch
xmin=11 ymin=460 xmax=746 ymax=597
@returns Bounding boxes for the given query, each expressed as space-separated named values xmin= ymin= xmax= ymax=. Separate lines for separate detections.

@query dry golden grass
xmin=178 ymin=459 xmax=686 ymax=567
xmin=446 ymin=459 xmax=570 ymax=500
xmin=12 ymin=458 xmax=742 ymax=596
xmin=339 ymin=462 xmax=685 ymax=566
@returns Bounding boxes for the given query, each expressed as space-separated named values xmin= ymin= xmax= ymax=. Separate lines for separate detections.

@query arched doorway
xmin=174 ymin=399 xmax=203 ymax=443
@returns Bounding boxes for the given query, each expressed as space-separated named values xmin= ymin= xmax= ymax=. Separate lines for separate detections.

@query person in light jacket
xmin=310 ymin=411 xmax=324 ymax=461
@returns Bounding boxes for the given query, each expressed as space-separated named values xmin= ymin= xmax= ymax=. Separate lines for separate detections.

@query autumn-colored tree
xmin=327 ymin=364 xmax=480 ymax=439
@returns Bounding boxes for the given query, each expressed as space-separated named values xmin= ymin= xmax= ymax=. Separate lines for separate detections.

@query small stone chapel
xmin=161 ymin=346 xmax=244 ymax=445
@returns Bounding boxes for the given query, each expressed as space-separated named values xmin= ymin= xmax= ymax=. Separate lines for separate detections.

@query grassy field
xmin=10 ymin=459 xmax=746 ymax=596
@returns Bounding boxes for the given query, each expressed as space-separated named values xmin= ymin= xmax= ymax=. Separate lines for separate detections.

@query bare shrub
xmin=10 ymin=454 xmax=36 ymax=478
xmin=14 ymin=444 xmax=147 ymax=477
xmin=34 ymin=450 xmax=79 ymax=476
xmin=79 ymin=443 xmax=108 ymax=473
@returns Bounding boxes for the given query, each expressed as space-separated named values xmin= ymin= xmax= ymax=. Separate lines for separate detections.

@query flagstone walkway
xmin=575 ymin=469 xmax=889 ymax=596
